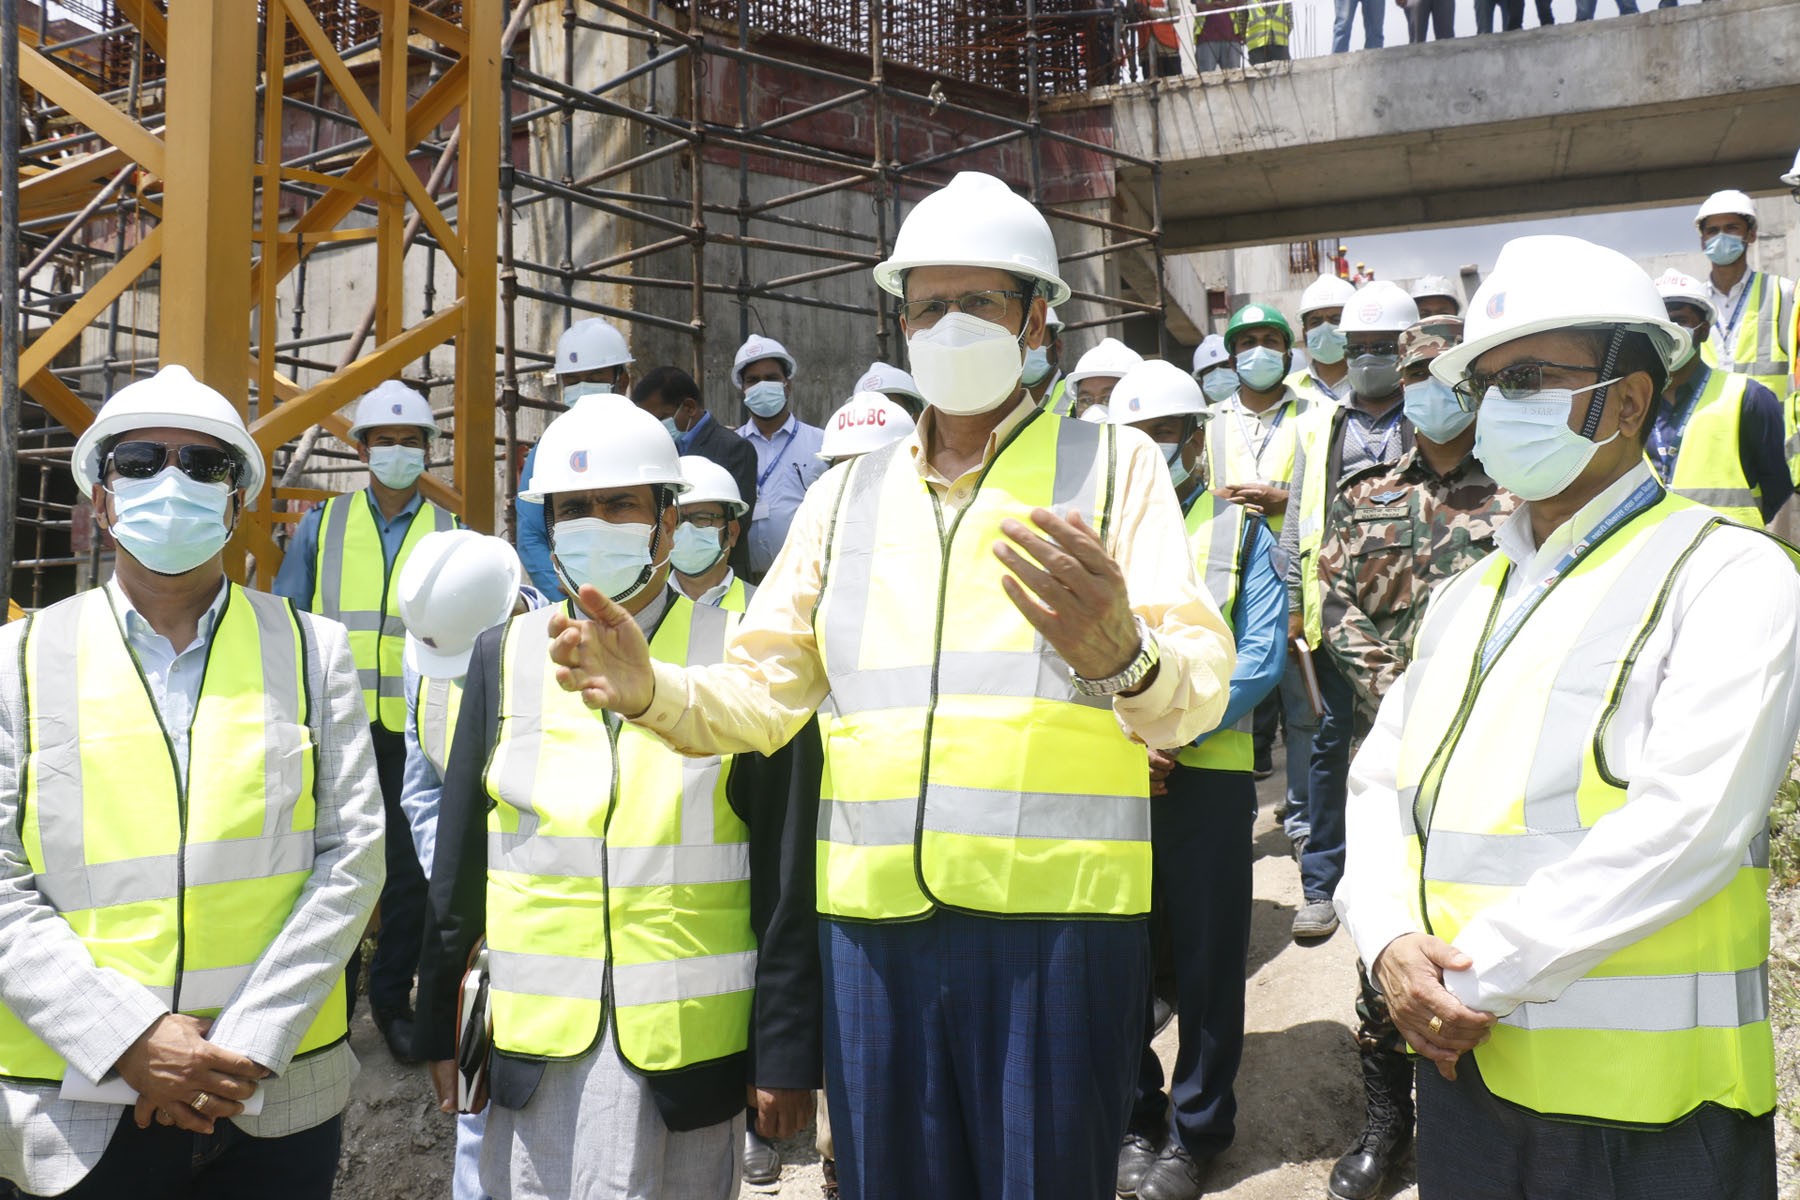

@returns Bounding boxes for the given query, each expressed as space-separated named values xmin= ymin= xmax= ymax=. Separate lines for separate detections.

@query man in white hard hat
xmin=1693 ymin=189 xmax=1795 ymax=403
xmin=733 ymin=334 xmax=825 ymax=580
xmin=1289 ymin=274 xmax=1357 ymax=404
xmin=854 ymin=360 xmax=926 ymax=420
xmin=1281 ymin=279 xmax=1419 ymax=943
xmin=516 ymin=318 xmax=636 ymax=598
xmin=1060 ymin=336 xmax=1145 ymax=418
xmin=1023 ymin=305 xmax=1067 ymax=409
xmin=1651 ymin=269 xmax=1792 ymax=527
xmin=1105 ymin=363 xmax=1285 ymax=1200
xmin=0 ymin=366 xmax=382 ymax=1198
xmin=1408 ymin=274 xmax=1461 ymax=319
xmin=416 ymin=397 xmax=820 ymax=1200
xmin=274 ymin=378 xmax=455 ymax=1063
xmin=631 ymin=365 xmax=758 ymax=580
xmin=1190 ymin=334 xmax=1238 ymax=405
xmin=543 ymin=170 xmax=1233 ymax=1199
xmin=816 ymin=391 xmax=917 ymax=469
xmin=1339 ymin=234 xmax=1800 ymax=1198
xmin=671 ymin=455 xmax=754 ymax=613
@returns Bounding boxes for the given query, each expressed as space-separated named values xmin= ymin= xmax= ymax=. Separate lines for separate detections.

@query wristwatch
xmin=1069 ymin=617 xmax=1161 ymax=697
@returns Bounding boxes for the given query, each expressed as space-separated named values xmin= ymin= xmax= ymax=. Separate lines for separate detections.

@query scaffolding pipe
xmin=2 ymin=0 xmax=21 ymax=602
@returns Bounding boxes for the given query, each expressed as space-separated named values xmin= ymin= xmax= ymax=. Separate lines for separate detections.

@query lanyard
xmin=756 ymin=429 xmax=796 ymax=490
xmin=1343 ymin=405 xmax=1401 ymax=467
xmin=1231 ymin=400 xmax=1287 ymax=475
xmin=1716 ymin=274 xmax=1755 ymax=351
xmin=1647 ymin=368 xmax=1708 ymax=482
xmin=1478 ymin=476 xmax=1664 ymax=673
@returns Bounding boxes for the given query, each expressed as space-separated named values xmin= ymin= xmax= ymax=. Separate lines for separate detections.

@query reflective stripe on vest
xmin=313 ymin=492 xmax=455 ymax=731
xmin=1203 ymin=390 xmax=1304 ymax=536
xmin=483 ymin=595 xmax=755 ymax=1071
xmin=1705 ymin=271 xmax=1795 ymax=389
xmin=2 ymin=586 xmax=344 ymax=1081
xmin=812 ymin=408 xmax=1151 ymax=921
xmin=1663 ymin=369 xmax=1763 ymax=526
xmin=1395 ymin=495 xmax=1780 ymax=1124
xmin=1178 ymin=492 xmax=1253 ymax=772
xmin=1292 ymin=405 xmax=1337 ymax=647
xmin=417 ymin=675 xmax=464 ymax=780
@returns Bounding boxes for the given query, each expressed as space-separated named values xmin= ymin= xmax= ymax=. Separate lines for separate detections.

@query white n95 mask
xmin=906 ymin=313 xmax=1026 ymax=417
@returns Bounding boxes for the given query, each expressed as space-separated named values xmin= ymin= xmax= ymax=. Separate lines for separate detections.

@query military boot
xmin=1327 ymin=1049 xmax=1413 ymax=1200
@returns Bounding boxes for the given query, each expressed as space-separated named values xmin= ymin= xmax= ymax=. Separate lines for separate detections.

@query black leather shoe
xmin=1151 ymin=995 xmax=1177 ymax=1039
xmin=743 ymin=1127 xmax=781 ymax=1186
xmin=372 ymin=1006 xmax=421 ymax=1065
xmin=1137 ymin=1142 xmax=1212 ymax=1200
xmin=1116 ymin=1128 xmax=1163 ymax=1197
xmin=1327 ymin=1050 xmax=1414 ymax=1200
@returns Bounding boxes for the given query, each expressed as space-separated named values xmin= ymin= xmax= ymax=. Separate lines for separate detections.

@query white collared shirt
xmin=105 ymin=576 xmax=230 ymax=777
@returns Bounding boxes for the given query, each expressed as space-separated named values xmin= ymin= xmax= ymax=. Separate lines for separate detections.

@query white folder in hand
xmin=60 ymin=1069 xmax=265 ymax=1115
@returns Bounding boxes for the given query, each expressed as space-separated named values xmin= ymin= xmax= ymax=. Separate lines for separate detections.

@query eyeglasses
xmin=1350 ymin=342 xmax=1400 ymax=358
xmin=900 ymin=289 xmax=1026 ymax=328
xmin=106 ymin=440 xmax=242 ymax=486
xmin=679 ymin=511 xmax=731 ymax=529
xmin=1450 ymin=361 xmax=1605 ymax=410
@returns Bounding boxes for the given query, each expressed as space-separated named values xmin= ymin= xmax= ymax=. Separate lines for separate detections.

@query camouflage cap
xmin=1399 ymin=316 xmax=1465 ymax=370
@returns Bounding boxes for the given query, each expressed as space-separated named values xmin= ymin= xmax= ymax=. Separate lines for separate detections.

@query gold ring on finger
xmin=1428 ymin=1015 xmax=1443 ymax=1036
xmin=191 ymin=1091 xmax=212 ymax=1115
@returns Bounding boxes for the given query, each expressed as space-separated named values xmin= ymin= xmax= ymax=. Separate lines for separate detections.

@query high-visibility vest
xmin=1203 ymin=388 xmax=1308 ymax=535
xmin=1042 ymin=377 xmax=1071 ymax=417
xmin=717 ymin=575 xmax=752 ymax=615
xmin=1 ymin=586 xmax=346 ymax=1081
xmin=416 ymin=675 xmax=464 ymax=781
xmin=1291 ymin=404 xmax=1340 ymax=647
xmin=483 ymin=595 xmax=755 ymax=1071
xmin=1659 ymin=369 xmax=1763 ymax=526
xmin=1397 ymin=495 xmax=1784 ymax=1125
xmin=1285 ymin=367 xmax=1344 ymax=408
xmin=812 ymin=408 xmax=1151 ymax=921
xmin=1703 ymin=271 xmax=1794 ymax=396
xmin=1234 ymin=0 xmax=1291 ymax=49
xmin=1178 ymin=491 xmax=1253 ymax=773
xmin=312 ymin=491 xmax=456 ymax=731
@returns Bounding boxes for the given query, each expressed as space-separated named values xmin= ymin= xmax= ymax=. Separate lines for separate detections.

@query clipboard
xmin=456 ymin=940 xmax=492 ymax=1114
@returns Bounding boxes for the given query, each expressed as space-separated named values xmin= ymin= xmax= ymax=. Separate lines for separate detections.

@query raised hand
xmin=993 ymin=509 xmax=1140 ymax=683
xmin=548 ymin=583 xmax=656 ymax=716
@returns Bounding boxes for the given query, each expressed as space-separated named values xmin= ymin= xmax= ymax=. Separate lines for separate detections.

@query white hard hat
xmin=348 ymin=379 xmax=439 ymax=441
xmin=1044 ymin=306 xmax=1065 ymax=336
xmin=855 ymin=360 xmax=924 ymax=404
xmin=1191 ymin=334 xmax=1230 ymax=376
xmin=1409 ymin=274 xmax=1459 ymax=303
xmin=1783 ymin=149 xmax=1800 ymax=189
xmin=554 ymin=318 xmax=632 ymax=376
xmin=1064 ymin=337 xmax=1145 ymax=390
xmin=1653 ymin=269 xmax=1715 ymax=323
xmin=1431 ymin=235 xmax=1691 ymax=384
xmin=397 ymin=529 xmax=522 ymax=679
xmin=873 ymin=171 xmax=1071 ymax=307
xmin=1694 ymin=189 xmax=1757 ymax=227
xmin=732 ymin=334 xmax=797 ymax=389
xmin=520 ymin=395 xmax=690 ymax=501
xmin=1105 ymin=360 xmax=1208 ymax=426
xmin=73 ymin=364 xmax=267 ymax=496
xmin=1078 ymin=405 xmax=1110 ymax=424
xmin=1299 ymin=273 xmax=1356 ymax=316
xmin=818 ymin=392 xmax=916 ymax=461
xmin=677 ymin=454 xmax=748 ymax=517
xmin=1340 ymin=281 xmax=1420 ymax=335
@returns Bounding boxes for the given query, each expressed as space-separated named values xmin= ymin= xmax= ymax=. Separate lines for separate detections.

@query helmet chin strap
xmin=1577 ymin=327 xmax=1626 ymax=441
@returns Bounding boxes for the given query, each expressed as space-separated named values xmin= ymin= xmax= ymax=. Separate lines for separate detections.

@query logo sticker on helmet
xmin=391 ymin=403 xmax=403 ymax=414
xmin=1487 ymin=293 xmax=1506 ymax=319
xmin=1359 ymin=301 xmax=1382 ymax=322
xmin=570 ymin=450 xmax=589 ymax=472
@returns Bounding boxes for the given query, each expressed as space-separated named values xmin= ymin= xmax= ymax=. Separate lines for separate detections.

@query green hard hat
xmin=1224 ymin=303 xmax=1295 ymax=349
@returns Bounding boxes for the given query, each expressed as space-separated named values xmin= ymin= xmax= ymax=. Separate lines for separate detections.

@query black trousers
xmin=17 ymin=1113 xmax=342 ymax=1200
xmin=367 ymin=723 xmax=425 ymax=1016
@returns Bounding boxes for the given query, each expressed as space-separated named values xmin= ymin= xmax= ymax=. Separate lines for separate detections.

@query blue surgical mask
xmin=367 ymin=445 xmax=426 ymax=490
xmin=1347 ymin=353 xmax=1402 ymax=398
xmin=107 ymin=468 xmax=234 ymax=576
xmin=1703 ymin=233 xmax=1746 ymax=267
xmin=1305 ymin=321 xmax=1347 ymax=365
xmin=563 ymin=380 xmax=614 ymax=405
xmin=1200 ymin=368 xmax=1239 ymax=403
xmin=1020 ymin=346 xmax=1053 ymax=387
xmin=661 ymin=416 xmax=683 ymax=443
xmin=1157 ymin=441 xmax=1195 ymax=491
xmin=744 ymin=380 xmax=788 ymax=419
xmin=670 ymin=521 xmax=725 ymax=576
xmin=1402 ymin=377 xmax=1475 ymax=443
xmin=552 ymin=517 xmax=661 ymax=602
xmin=1473 ymin=382 xmax=1621 ymax=502
xmin=1236 ymin=346 xmax=1287 ymax=392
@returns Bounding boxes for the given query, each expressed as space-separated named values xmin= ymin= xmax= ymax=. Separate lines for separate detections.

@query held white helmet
xmin=1191 ymin=334 xmax=1230 ymax=376
xmin=1782 ymin=149 xmax=1800 ymax=189
xmin=818 ymin=392 xmax=917 ymax=461
xmin=398 ymin=529 xmax=523 ymax=678
xmin=348 ymin=379 xmax=439 ymax=441
xmin=873 ymin=171 xmax=1071 ymax=307
xmin=73 ymin=364 xmax=267 ymax=496
xmin=732 ymin=334 xmax=798 ymax=389
xmin=1299 ymin=273 xmax=1357 ymax=317
xmin=1431 ymin=235 xmax=1691 ymax=384
xmin=1409 ymin=274 xmax=1460 ymax=304
xmin=554 ymin=318 xmax=633 ymax=376
xmin=1653 ymin=269 xmax=1716 ymax=323
xmin=1063 ymin=337 xmax=1145 ymax=390
xmin=1694 ymin=189 xmax=1757 ymax=228
xmin=855 ymin=360 xmax=925 ymax=405
xmin=677 ymin=455 xmax=749 ymax=518
xmin=1340 ymin=281 xmax=1421 ymax=334
xmin=1105 ymin=360 xmax=1209 ymax=425
xmin=520 ymin=395 xmax=690 ymax=501
xmin=1045 ymin=306 xmax=1065 ymax=337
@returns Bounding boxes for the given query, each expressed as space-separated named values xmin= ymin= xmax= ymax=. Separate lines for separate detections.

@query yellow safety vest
xmin=416 ymin=674 xmax=465 ymax=781
xmin=483 ymin=595 xmax=756 ymax=1071
xmin=1703 ymin=271 xmax=1794 ymax=396
xmin=2 ymin=586 xmax=345 ymax=1081
xmin=1178 ymin=491 xmax=1253 ymax=773
xmin=1204 ymin=388 xmax=1308 ymax=535
xmin=1658 ymin=368 xmax=1763 ymax=526
xmin=1291 ymin=403 xmax=1340 ymax=647
xmin=1234 ymin=0 xmax=1291 ymax=49
xmin=312 ymin=491 xmax=456 ymax=731
xmin=812 ymin=408 xmax=1151 ymax=921
xmin=1285 ymin=367 xmax=1345 ymax=408
xmin=1397 ymin=494 xmax=1781 ymax=1125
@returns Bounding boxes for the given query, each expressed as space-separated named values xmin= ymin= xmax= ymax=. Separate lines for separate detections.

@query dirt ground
xmin=335 ymin=762 xmax=1800 ymax=1199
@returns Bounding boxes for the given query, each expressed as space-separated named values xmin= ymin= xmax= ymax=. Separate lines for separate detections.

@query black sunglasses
xmin=106 ymin=440 xmax=242 ymax=486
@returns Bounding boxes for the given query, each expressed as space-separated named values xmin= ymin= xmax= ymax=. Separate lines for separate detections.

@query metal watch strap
xmin=1069 ymin=616 xmax=1158 ymax=697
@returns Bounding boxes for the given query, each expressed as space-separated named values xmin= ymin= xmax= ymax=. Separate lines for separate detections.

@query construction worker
xmin=1105 ymin=362 xmax=1285 ymax=1200
xmin=671 ymin=455 xmax=753 ymax=612
xmin=1289 ymin=273 xmax=1357 ymax=404
xmin=395 ymin=530 xmax=536 ymax=1200
xmin=734 ymin=333 xmax=826 ymax=579
xmin=273 ymin=378 xmax=456 ymax=1063
xmin=541 ymin=170 xmax=1232 ymax=1200
xmin=416 ymin=397 xmax=820 ymax=1200
xmin=1694 ymin=190 xmax=1794 ymax=401
xmin=1281 ymin=279 xmax=1419 ymax=942
xmin=1191 ymin=333 xmax=1238 ymax=404
xmin=0 ymin=366 xmax=383 ymax=1198
xmin=816 ymin=390 xmax=917 ymax=470
xmin=1314 ymin=317 xmax=1516 ymax=1200
xmin=854 ymin=360 xmax=927 ymax=420
xmin=1340 ymin=233 xmax=1800 ymax=1198
xmin=1236 ymin=0 xmax=1292 ymax=63
xmin=1061 ymin=335 xmax=1145 ymax=417
xmin=630 ymin=364 xmax=757 ymax=579
xmin=1651 ymin=269 xmax=1792 ymax=526
xmin=1408 ymin=274 xmax=1462 ymax=319
xmin=516 ymin=317 xmax=635 ymax=598
xmin=1023 ymin=305 xmax=1067 ymax=409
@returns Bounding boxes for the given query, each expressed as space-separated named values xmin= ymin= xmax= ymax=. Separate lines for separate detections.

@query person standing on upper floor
xmin=1058 ymin=336 xmax=1144 ymax=418
xmin=1649 ymin=270 xmax=1792 ymax=526
xmin=1332 ymin=0 xmax=1385 ymax=52
xmin=1236 ymin=0 xmax=1292 ymax=64
xmin=1404 ymin=0 xmax=1454 ymax=43
xmin=273 ymin=379 xmax=455 ymax=1064
xmin=1409 ymin=275 xmax=1462 ymax=320
xmin=1470 ymin=0 xmax=1524 ymax=34
xmin=516 ymin=317 xmax=635 ymax=599
xmin=1339 ymin=233 xmax=1800 ymax=1200
xmin=1022 ymin=306 xmax=1068 ymax=410
xmin=631 ymin=364 xmax=758 ymax=578
xmin=1192 ymin=0 xmax=1246 ymax=69
xmin=670 ymin=455 xmax=755 ymax=614
xmin=1573 ymin=0 xmax=1639 ymax=18
xmin=1192 ymin=334 xmax=1239 ymax=408
xmin=1289 ymin=274 xmax=1357 ymax=406
xmin=854 ymin=360 xmax=927 ymax=421
xmin=1693 ymin=191 xmax=1796 ymax=441
xmin=734 ymin=334 xmax=826 ymax=581
xmin=1281 ymin=279 xmax=1419 ymax=943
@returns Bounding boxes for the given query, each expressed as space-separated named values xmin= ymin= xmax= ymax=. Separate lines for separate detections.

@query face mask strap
xmin=1578 ymin=327 xmax=1625 ymax=441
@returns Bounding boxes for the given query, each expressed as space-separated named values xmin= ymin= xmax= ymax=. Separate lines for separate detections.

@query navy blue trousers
xmin=1302 ymin=652 xmax=1356 ymax=900
xmin=821 ymin=910 xmax=1149 ymax=1200
xmin=1131 ymin=766 xmax=1257 ymax=1159
xmin=16 ymin=1113 xmax=342 ymax=1199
